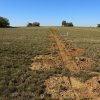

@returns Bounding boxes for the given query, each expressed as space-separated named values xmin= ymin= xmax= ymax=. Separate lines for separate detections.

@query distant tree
xmin=67 ymin=22 xmax=74 ymax=27
xmin=97 ymin=24 xmax=100 ymax=27
xmin=62 ymin=20 xmax=67 ymax=26
xmin=27 ymin=23 xmax=33 ymax=27
xmin=27 ymin=22 xmax=40 ymax=27
xmin=62 ymin=20 xmax=74 ymax=27
xmin=32 ymin=22 xmax=40 ymax=27
xmin=0 ymin=17 xmax=10 ymax=27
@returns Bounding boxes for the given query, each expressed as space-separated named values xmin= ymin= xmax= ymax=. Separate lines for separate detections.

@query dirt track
xmin=50 ymin=28 xmax=80 ymax=100
xmin=50 ymin=28 xmax=80 ymax=72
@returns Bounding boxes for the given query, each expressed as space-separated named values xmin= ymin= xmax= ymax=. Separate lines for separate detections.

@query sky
xmin=0 ymin=0 xmax=100 ymax=26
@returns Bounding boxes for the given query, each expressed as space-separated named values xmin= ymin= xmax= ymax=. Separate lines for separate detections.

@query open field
xmin=0 ymin=27 xmax=100 ymax=100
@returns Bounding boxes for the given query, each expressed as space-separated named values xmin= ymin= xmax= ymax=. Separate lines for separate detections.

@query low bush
xmin=62 ymin=20 xmax=74 ymax=27
xmin=27 ymin=22 xmax=40 ymax=27
xmin=97 ymin=24 xmax=100 ymax=27
xmin=0 ymin=16 xmax=10 ymax=27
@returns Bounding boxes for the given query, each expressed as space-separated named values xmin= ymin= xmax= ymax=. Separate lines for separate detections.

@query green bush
xmin=62 ymin=20 xmax=67 ymax=26
xmin=62 ymin=20 xmax=74 ymax=27
xmin=27 ymin=22 xmax=40 ymax=27
xmin=0 ymin=16 xmax=10 ymax=27
xmin=33 ymin=22 xmax=40 ymax=26
xmin=27 ymin=23 xmax=33 ymax=27
xmin=97 ymin=24 xmax=100 ymax=27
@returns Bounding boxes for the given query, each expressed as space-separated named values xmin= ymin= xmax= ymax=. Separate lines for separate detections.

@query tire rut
xmin=50 ymin=28 xmax=80 ymax=72
xmin=50 ymin=28 xmax=80 ymax=100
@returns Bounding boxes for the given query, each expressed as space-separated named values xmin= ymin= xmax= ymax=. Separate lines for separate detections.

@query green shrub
xmin=27 ymin=23 xmax=33 ymax=27
xmin=62 ymin=20 xmax=67 ymax=26
xmin=0 ymin=16 xmax=10 ymax=27
xmin=62 ymin=20 xmax=74 ymax=27
xmin=97 ymin=24 xmax=100 ymax=27
xmin=33 ymin=22 xmax=40 ymax=27
xmin=27 ymin=22 xmax=40 ymax=27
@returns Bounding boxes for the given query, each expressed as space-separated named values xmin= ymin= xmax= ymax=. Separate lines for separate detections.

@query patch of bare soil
xmin=85 ymin=76 xmax=100 ymax=100
xmin=77 ymin=76 xmax=100 ymax=100
xmin=30 ymin=55 xmax=62 ymax=71
xmin=75 ymin=57 xmax=95 ymax=70
xmin=44 ymin=75 xmax=80 ymax=100
xmin=44 ymin=75 xmax=100 ymax=100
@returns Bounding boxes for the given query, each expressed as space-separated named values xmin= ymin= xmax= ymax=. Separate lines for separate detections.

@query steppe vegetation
xmin=0 ymin=27 xmax=52 ymax=99
xmin=0 ymin=26 xmax=100 ymax=100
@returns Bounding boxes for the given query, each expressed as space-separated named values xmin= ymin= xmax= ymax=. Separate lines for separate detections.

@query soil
xmin=50 ymin=29 xmax=80 ymax=72
xmin=44 ymin=75 xmax=100 ymax=100
xmin=30 ymin=55 xmax=62 ymax=71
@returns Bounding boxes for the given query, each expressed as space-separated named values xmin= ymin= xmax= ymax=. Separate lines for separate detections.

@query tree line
xmin=0 ymin=16 xmax=100 ymax=28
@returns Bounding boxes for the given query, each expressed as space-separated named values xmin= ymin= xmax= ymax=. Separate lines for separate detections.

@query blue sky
xmin=0 ymin=0 xmax=100 ymax=26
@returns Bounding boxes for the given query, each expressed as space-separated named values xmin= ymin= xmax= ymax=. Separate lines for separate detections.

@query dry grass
xmin=0 ymin=27 xmax=100 ymax=100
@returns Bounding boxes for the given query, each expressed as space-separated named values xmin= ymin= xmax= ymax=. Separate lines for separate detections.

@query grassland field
xmin=0 ymin=27 xmax=100 ymax=100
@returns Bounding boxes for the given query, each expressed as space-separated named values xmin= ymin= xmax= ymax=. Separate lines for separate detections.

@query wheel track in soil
xmin=50 ymin=28 xmax=80 ymax=100
xmin=50 ymin=28 xmax=80 ymax=72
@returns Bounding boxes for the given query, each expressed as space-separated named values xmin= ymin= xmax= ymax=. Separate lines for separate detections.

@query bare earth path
xmin=50 ymin=28 xmax=80 ymax=100
xmin=50 ymin=28 xmax=80 ymax=72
